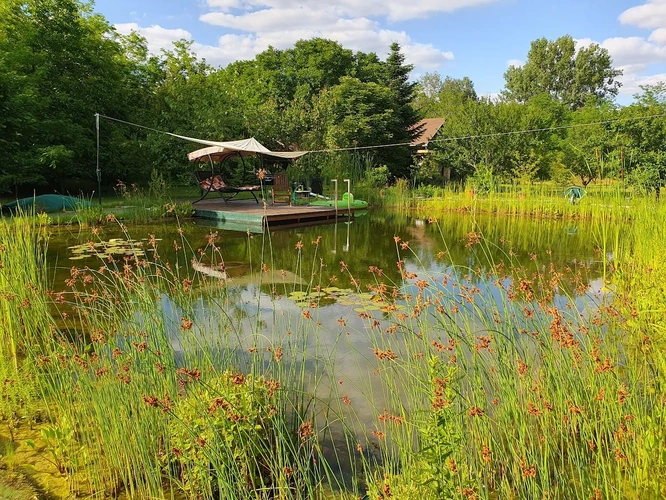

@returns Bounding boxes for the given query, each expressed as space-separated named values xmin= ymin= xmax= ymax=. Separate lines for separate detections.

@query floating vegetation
xmin=67 ymin=238 xmax=151 ymax=260
xmin=287 ymin=288 xmax=392 ymax=309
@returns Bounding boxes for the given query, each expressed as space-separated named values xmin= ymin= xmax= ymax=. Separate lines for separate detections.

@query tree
xmin=383 ymin=43 xmax=420 ymax=176
xmin=431 ymin=93 xmax=568 ymax=182
xmin=313 ymin=77 xmax=403 ymax=151
xmin=415 ymin=74 xmax=477 ymax=117
xmin=0 ymin=0 xmax=144 ymax=193
xmin=561 ymin=101 xmax=618 ymax=186
xmin=503 ymin=35 xmax=622 ymax=109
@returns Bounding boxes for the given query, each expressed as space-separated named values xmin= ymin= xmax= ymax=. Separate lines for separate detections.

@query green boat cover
xmin=1 ymin=194 xmax=93 ymax=214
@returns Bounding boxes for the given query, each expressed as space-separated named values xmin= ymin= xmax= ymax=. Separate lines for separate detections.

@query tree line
xmin=415 ymin=36 xmax=666 ymax=193
xmin=1 ymin=0 xmax=665 ymax=196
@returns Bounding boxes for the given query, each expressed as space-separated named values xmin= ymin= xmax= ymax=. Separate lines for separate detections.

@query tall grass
xmin=1 ymin=216 xmax=333 ymax=498
xmin=1 ymin=204 xmax=664 ymax=499
xmin=374 ymin=182 xmax=646 ymax=222
xmin=318 ymin=217 xmax=663 ymax=499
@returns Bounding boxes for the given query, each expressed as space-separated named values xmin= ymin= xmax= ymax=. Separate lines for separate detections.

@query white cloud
xmin=114 ymin=0 xmax=502 ymax=74
xmin=571 ymin=35 xmax=664 ymax=95
xmin=507 ymin=58 xmax=523 ymax=67
xmin=619 ymin=0 xmax=666 ymax=29
xmin=116 ymin=0 xmax=474 ymax=71
xmin=616 ymin=70 xmax=666 ymax=96
xmin=601 ymin=36 xmax=666 ymax=67
xmin=197 ymin=3 xmax=461 ymax=69
xmin=204 ymin=0 xmax=499 ymax=22
xmin=115 ymin=23 xmax=193 ymax=54
xmin=649 ymin=27 xmax=666 ymax=43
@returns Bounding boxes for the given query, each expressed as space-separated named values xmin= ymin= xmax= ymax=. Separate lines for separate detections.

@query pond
xmin=48 ymin=209 xmax=609 ymax=296
xmin=45 ymin=209 xmax=618 ymax=480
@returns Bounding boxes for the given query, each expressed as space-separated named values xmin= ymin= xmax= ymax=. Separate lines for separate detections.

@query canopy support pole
xmin=95 ymin=113 xmax=101 ymax=205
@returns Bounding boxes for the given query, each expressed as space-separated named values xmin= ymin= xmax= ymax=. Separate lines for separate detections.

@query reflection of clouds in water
xmin=154 ymin=213 xmax=612 ymax=460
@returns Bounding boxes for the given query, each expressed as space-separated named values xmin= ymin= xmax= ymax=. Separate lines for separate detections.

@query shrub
xmin=166 ymin=372 xmax=279 ymax=497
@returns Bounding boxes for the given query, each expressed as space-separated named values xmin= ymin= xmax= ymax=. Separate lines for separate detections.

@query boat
xmin=309 ymin=192 xmax=368 ymax=209
xmin=1 ymin=194 xmax=93 ymax=214
xmin=296 ymin=179 xmax=368 ymax=209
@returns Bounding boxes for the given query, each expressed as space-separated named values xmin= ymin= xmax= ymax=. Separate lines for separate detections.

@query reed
xmin=0 ymin=203 xmax=664 ymax=499
xmin=375 ymin=182 xmax=647 ymax=223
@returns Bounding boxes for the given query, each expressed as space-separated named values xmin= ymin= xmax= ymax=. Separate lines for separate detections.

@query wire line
xmin=98 ymin=110 xmax=666 ymax=155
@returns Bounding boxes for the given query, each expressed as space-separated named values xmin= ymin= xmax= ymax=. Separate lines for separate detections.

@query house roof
xmin=410 ymin=118 xmax=445 ymax=147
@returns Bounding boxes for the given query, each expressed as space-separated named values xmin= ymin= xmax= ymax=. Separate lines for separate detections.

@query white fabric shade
xmin=187 ymin=137 xmax=308 ymax=163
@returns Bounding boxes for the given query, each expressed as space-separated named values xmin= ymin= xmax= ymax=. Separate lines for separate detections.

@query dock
xmin=192 ymin=199 xmax=363 ymax=232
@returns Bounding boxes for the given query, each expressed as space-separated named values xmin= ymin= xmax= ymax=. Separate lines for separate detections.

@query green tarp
xmin=1 ymin=194 xmax=93 ymax=214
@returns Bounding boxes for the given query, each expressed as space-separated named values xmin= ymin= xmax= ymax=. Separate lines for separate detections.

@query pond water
xmin=48 ymin=209 xmax=609 ymax=295
xmin=46 ymin=209 xmax=619 ymax=481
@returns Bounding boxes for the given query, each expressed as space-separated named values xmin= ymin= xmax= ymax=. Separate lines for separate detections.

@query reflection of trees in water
xmin=46 ymin=211 xmax=618 ymax=298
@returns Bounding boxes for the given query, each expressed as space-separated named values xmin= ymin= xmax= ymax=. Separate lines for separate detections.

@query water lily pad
xmin=289 ymin=291 xmax=308 ymax=300
xmin=354 ymin=305 xmax=381 ymax=313
xmin=69 ymin=255 xmax=88 ymax=260
xmin=295 ymin=301 xmax=311 ymax=308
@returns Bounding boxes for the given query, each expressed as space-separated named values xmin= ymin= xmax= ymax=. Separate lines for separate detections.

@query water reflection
xmin=47 ymin=210 xmax=618 ymax=479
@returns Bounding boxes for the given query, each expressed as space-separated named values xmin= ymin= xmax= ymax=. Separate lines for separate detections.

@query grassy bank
xmin=360 ymin=182 xmax=650 ymax=222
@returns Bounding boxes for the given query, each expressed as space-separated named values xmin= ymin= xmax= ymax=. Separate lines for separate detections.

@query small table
xmin=293 ymin=188 xmax=313 ymax=200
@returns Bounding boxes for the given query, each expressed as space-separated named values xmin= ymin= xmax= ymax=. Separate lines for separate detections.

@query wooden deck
xmin=192 ymin=198 xmax=363 ymax=232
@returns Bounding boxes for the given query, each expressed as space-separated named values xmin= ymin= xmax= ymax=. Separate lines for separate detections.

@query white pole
xmin=95 ymin=113 xmax=101 ymax=205
xmin=332 ymin=179 xmax=338 ymax=212
xmin=344 ymin=178 xmax=350 ymax=212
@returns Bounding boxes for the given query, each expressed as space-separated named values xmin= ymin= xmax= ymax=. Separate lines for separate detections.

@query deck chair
xmin=271 ymin=172 xmax=291 ymax=205
xmin=194 ymin=172 xmax=262 ymax=204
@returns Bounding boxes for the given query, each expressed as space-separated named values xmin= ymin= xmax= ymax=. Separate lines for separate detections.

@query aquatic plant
xmin=0 ymin=203 xmax=665 ymax=498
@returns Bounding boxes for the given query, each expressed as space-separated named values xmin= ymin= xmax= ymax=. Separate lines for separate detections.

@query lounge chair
xmin=194 ymin=172 xmax=262 ymax=204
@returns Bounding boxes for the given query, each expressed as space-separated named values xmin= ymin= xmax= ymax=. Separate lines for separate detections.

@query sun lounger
xmin=194 ymin=173 xmax=262 ymax=204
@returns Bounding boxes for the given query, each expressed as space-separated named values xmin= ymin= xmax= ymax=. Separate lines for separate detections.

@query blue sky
xmin=96 ymin=0 xmax=666 ymax=103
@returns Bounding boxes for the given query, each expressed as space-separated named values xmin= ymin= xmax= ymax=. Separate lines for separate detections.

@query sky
xmin=94 ymin=0 xmax=666 ymax=103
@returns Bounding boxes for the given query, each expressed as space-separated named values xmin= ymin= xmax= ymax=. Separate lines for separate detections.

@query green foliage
xmin=364 ymin=165 xmax=391 ymax=188
xmin=415 ymin=74 xmax=477 ymax=117
xmin=410 ymin=359 xmax=462 ymax=499
xmin=26 ymin=417 xmax=81 ymax=474
xmin=167 ymin=373 xmax=278 ymax=496
xmin=468 ymin=163 xmax=495 ymax=194
xmin=503 ymin=35 xmax=622 ymax=109
xmin=0 ymin=363 xmax=41 ymax=442
xmin=148 ymin=168 xmax=168 ymax=201
xmin=163 ymin=201 xmax=194 ymax=218
xmin=550 ymin=158 xmax=574 ymax=188
xmin=412 ymin=151 xmax=447 ymax=186
xmin=628 ymin=152 xmax=666 ymax=194
xmin=0 ymin=0 xmax=137 ymax=192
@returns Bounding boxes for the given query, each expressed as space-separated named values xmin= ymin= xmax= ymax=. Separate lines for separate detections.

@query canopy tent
xmin=94 ymin=114 xmax=311 ymax=204
xmin=188 ymin=137 xmax=309 ymax=203
xmin=187 ymin=138 xmax=308 ymax=163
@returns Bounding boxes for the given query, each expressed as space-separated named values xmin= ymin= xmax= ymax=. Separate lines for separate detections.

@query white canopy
xmin=187 ymin=137 xmax=308 ymax=163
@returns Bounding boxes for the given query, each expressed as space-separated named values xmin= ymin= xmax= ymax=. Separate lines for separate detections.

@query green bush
xmin=166 ymin=372 xmax=279 ymax=497
xmin=365 ymin=165 xmax=390 ymax=188
xmin=468 ymin=163 xmax=495 ymax=194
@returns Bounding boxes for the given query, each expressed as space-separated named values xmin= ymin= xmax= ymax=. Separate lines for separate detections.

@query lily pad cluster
xmin=68 ymin=238 xmax=159 ymax=260
xmin=288 ymin=287 xmax=406 ymax=313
